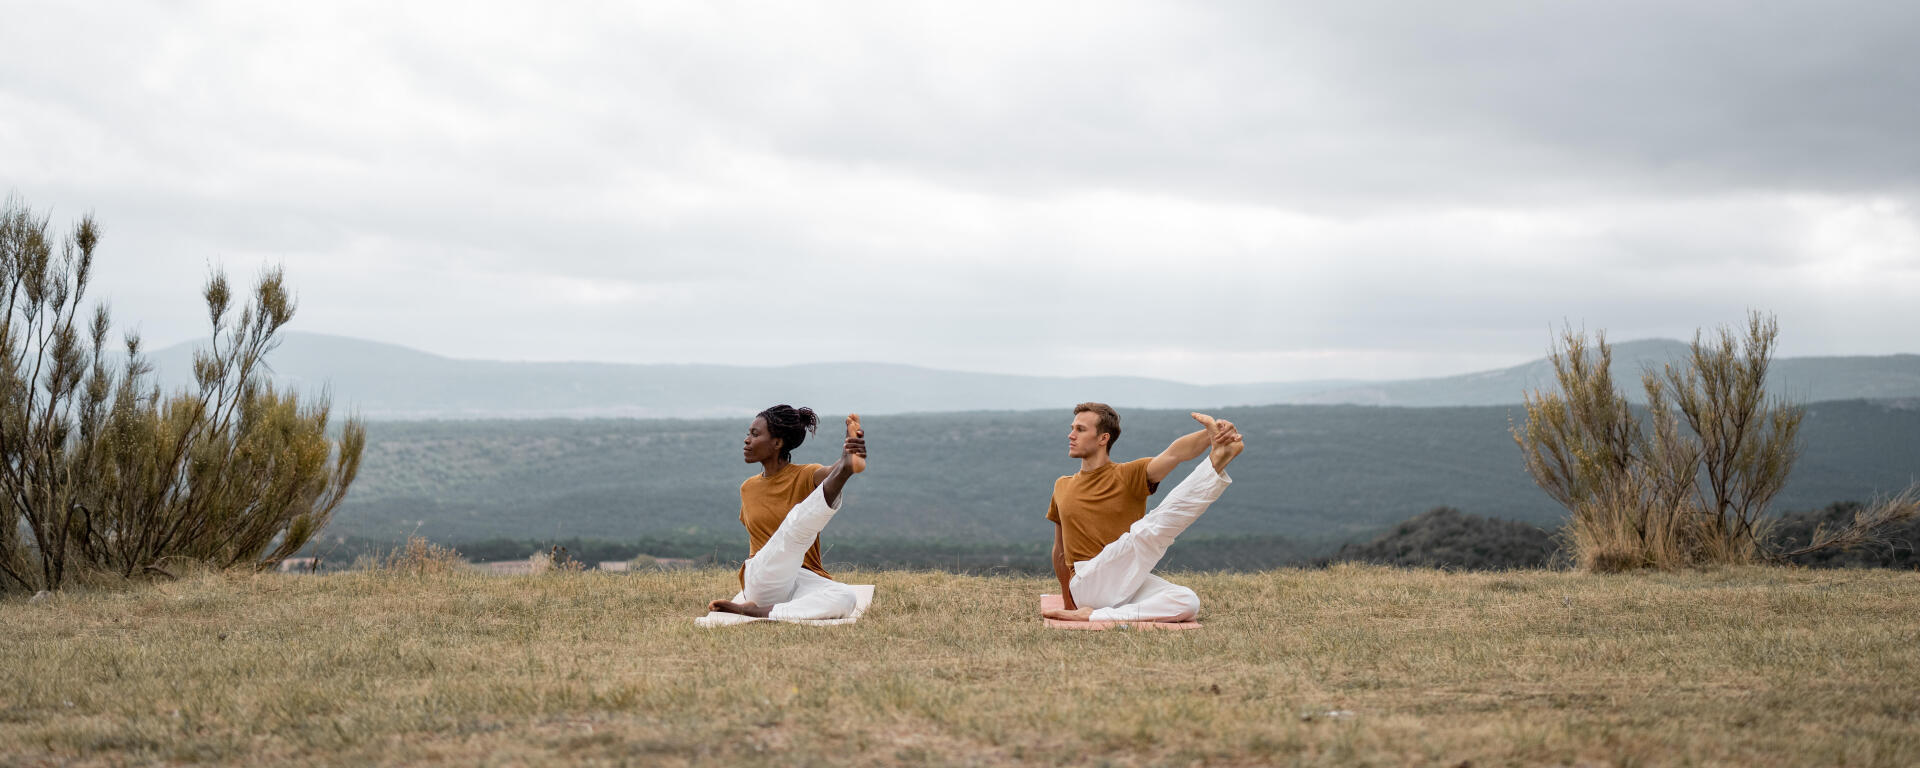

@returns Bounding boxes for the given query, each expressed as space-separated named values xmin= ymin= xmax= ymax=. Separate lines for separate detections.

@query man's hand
xmin=1192 ymin=412 xmax=1245 ymax=473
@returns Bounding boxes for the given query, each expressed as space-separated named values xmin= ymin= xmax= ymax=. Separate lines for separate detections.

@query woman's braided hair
xmin=758 ymin=404 xmax=819 ymax=462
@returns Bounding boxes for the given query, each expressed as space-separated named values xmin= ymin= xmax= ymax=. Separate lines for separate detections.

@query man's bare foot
xmin=1211 ymin=435 xmax=1245 ymax=473
xmin=1043 ymin=606 xmax=1096 ymax=621
xmin=707 ymin=599 xmax=772 ymax=618
xmin=1193 ymin=413 xmax=1245 ymax=472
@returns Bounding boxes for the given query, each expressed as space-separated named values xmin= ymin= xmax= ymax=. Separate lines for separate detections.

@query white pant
xmin=731 ymin=485 xmax=859 ymax=621
xmin=1068 ymin=460 xmax=1232 ymax=622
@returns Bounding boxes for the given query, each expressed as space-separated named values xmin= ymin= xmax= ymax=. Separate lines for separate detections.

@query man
xmin=705 ymin=405 xmax=866 ymax=621
xmin=1042 ymin=403 xmax=1244 ymax=623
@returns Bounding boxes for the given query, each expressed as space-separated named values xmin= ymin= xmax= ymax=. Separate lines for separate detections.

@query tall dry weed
xmin=1775 ymin=487 xmax=1920 ymax=561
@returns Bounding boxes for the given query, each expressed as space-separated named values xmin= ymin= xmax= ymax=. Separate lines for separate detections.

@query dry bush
xmin=1514 ymin=314 xmax=1912 ymax=571
xmin=552 ymin=545 xmax=584 ymax=572
xmin=1776 ymin=488 xmax=1920 ymax=562
xmin=378 ymin=535 xmax=466 ymax=576
xmin=526 ymin=544 xmax=582 ymax=575
xmin=1 ymin=194 xmax=364 ymax=594
xmin=1512 ymin=325 xmax=1702 ymax=571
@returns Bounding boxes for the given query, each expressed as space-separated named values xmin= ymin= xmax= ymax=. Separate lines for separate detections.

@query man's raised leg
xmin=1065 ymin=457 xmax=1233 ymax=619
xmin=1054 ymin=428 xmax=1245 ymax=622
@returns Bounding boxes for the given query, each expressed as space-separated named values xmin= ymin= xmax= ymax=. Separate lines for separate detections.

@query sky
xmin=4 ymin=1 xmax=1917 ymax=384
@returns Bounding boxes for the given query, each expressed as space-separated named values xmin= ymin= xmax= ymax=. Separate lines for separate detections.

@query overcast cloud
xmin=3 ymin=1 xmax=1916 ymax=383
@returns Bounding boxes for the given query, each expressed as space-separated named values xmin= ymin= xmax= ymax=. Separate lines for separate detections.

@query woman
xmin=705 ymin=405 xmax=865 ymax=620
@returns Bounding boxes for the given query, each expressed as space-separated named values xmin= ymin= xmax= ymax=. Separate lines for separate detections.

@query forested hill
xmin=327 ymin=400 xmax=1920 ymax=553
xmin=147 ymin=333 xmax=1920 ymax=419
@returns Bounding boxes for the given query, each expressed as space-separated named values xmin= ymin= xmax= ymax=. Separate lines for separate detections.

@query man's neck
xmin=760 ymin=458 xmax=791 ymax=478
xmin=1078 ymin=452 xmax=1114 ymax=474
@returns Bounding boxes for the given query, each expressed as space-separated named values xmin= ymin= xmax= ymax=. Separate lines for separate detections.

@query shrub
xmin=1513 ymin=314 xmax=1918 ymax=571
xmin=0 ymin=195 xmax=364 ymax=594
xmin=548 ymin=544 xmax=584 ymax=572
xmin=1333 ymin=507 xmax=1559 ymax=570
xmin=526 ymin=546 xmax=584 ymax=574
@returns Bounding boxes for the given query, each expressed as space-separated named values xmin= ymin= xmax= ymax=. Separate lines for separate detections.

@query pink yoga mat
xmin=1039 ymin=594 xmax=1202 ymax=631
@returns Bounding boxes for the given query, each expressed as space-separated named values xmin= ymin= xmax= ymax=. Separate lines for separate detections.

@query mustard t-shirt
xmin=738 ymin=462 xmax=832 ymax=586
xmin=1046 ymin=457 xmax=1154 ymax=574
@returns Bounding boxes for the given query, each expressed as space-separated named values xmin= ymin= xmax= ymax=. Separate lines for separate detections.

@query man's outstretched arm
xmin=1145 ymin=412 xmax=1226 ymax=484
xmin=1147 ymin=412 xmax=1245 ymax=483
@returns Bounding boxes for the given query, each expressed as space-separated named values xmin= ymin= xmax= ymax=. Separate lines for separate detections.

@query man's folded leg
xmin=1087 ymin=573 xmax=1199 ymax=622
xmin=767 ymin=569 xmax=859 ymax=621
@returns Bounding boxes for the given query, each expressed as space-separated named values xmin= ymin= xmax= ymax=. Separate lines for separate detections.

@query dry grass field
xmin=3 ymin=564 xmax=1918 ymax=767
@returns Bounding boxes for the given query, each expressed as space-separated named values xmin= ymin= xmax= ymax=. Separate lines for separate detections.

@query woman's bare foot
xmin=708 ymin=599 xmax=772 ymax=618
xmin=1043 ymin=606 xmax=1096 ymax=621
xmin=846 ymin=414 xmax=866 ymax=473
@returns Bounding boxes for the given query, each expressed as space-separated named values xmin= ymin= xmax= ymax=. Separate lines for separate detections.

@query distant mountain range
xmin=146 ymin=333 xmax=1920 ymax=419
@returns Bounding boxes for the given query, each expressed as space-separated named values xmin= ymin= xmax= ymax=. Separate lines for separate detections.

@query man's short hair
xmin=1074 ymin=402 xmax=1121 ymax=450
